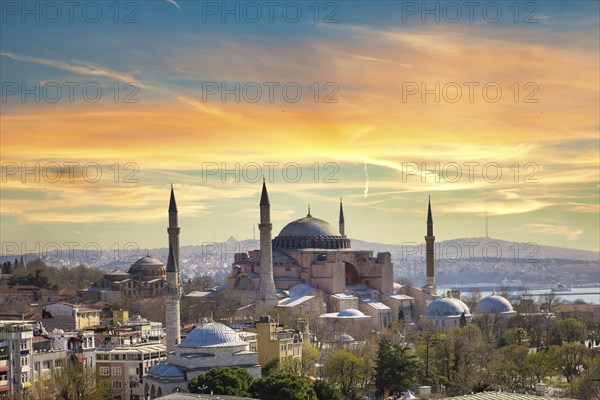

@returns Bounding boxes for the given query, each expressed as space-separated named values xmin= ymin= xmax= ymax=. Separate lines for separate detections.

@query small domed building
xmin=422 ymin=296 xmax=473 ymax=330
xmin=144 ymin=321 xmax=260 ymax=398
xmin=88 ymin=254 xmax=168 ymax=299
xmin=474 ymin=293 xmax=516 ymax=319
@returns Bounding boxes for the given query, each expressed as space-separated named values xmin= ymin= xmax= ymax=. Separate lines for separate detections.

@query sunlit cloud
xmin=521 ymin=223 xmax=584 ymax=241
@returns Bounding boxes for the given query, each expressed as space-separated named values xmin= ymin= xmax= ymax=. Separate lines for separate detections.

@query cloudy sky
xmin=1 ymin=1 xmax=598 ymax=254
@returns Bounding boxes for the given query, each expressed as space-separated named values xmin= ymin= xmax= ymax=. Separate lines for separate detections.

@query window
xmin=99 ymin=367 xmax=110 ymax=376
xmin=129 ymin=367 xmax=138 ymax=376
xmin=111 ymin=367 xmax=122 ymax=375
xmin=112 ymin=380 xmax=122 ymax=389
xmin=42 ymin=360 xmax=51 ymax=369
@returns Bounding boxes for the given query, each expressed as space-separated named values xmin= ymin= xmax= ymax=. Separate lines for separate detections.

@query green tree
xmin=500 ymin=327 xmax=528 ymax=346
xmin=262 ymin=358 xmax=280 ymax=377
xmin=280 ymin=341 xmax=320 ymax=378
xmin=313 ymin=379 xmax=342 ymax=400
xmin=570 ymin=353 xmax=600 ymax=400
xmin=38 ymin=363 xmax=108 ymax=400
xmin=489 ymin=345 xmax=531 ymax=391
xmin=249 ymin=372 xmax=317 ymax=400
xmin=375 ymin=337 xmax=418 ymax=398
xmin=525 ymin=350 xmax=551 ymax=385
xmin=323 ymin=349 xmax=372 ymax=400
xmin=548 ymin=343 xmax=591 ymax=383
xmin=188 ymin=366 xmax=254 ymax=396
xmin=552 ymin=318 xmax=587 ymax=344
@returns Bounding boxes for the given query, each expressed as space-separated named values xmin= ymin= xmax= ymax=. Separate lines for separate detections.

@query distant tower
xmin=256 ymin=179 xmax=277 ymax=314
xmin=165 ymin=186 xmax=182 ymax=353
xmin=339 ymin=198 xmax=346 ymax=238
xmin=424 ymin=196 xmax=436 ymax=295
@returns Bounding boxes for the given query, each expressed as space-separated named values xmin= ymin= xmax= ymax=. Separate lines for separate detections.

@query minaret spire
xmin=166 ymin=186 xmax=182 ymax=353
xmin=257 ymin=181 xmax=277 ymax=314
xmin=339 ymin=198 xmax=346 ymax=238
xmin=424 ymin=196 xmax=436 ymax=295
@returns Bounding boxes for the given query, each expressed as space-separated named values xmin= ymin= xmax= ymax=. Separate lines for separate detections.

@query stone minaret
xmin=256 ymin=180 xmax=277 ymax=314
xmin=168 ymin=184 xmax=180 ymax=266
xmin=165 ymin=186 xmax=181 ymax=353
xmin=339 ymin=198 xmax=346 ymax=238
xmin=424 ymin=196 xmax=436 ymax=295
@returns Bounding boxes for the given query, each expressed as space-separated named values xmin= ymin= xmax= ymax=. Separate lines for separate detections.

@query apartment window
xmin=111 ymin=367 xmax=122 ymax=375
xmin=55 ymin=359 xmax=63 ymax=368
xmin=99 ymin=367 xmax=110 ymax=376
xmin=129 ymin=367 xmax=138 ymax=376
xmin=112 ymin=380 xmax=122 ymax=389
xmin=42 ymin=360 xmax=51 ymax=369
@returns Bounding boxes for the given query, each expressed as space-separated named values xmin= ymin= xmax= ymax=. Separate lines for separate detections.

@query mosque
xmin=142 ymin=183 xmax=518 ymax=397
xmin=225 ymin=181 xmax=417 ymax=331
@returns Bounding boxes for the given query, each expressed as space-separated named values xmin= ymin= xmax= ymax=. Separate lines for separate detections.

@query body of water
xmin=440 ymin=286 xmax=600 ymax=305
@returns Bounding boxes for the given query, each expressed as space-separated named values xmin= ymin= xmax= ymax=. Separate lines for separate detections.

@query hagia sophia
xmin=140 ymin=182 xmax=516 ymax=396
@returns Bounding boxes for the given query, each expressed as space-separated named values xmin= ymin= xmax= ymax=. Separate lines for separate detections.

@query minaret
xmin=339 ymin=198 xmax=346 ymax=238
xmin=424 ymin=196 xmax=436 ymax=295
xmin=256 ymin=179 xmax=277 ymax=314
xmin=165 ymin=186 xmax=182 ymax=353
xmin=168 ymin=184 xmax=180 ymax=266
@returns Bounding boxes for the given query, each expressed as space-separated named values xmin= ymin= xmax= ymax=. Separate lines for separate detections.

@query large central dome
xmin=273 ymin=214 xmax=351 ymax=250
xmin=279 ymin=216 xmax=339 ymax=237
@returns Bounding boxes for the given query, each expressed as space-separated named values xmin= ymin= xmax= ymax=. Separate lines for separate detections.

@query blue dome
xmin=337 ymin=309 xmax=367 ymax=318
xmin=424 ymin=298 xmax=471 ymax=318
xmin=474 ymin=295 xmax=514 ymax=315
xmin=179 ymin=322 xmax=246 ymax=348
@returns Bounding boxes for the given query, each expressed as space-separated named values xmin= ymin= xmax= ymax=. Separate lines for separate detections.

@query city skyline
xmin=1 ymin=1 xmax=599 ymax=252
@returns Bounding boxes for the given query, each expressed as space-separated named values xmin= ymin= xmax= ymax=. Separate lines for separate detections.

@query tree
xmin=375 ymin=337 xmax=418 ymax=398
xmin=188 ymin=366 xmax=254 ymax=396
xmin=549 ymin=343 xmax=591 ymax=383
xmin=262 ymin=358 xmax=280 ymax=377
xmin=280 ymin=341 xmax=320 ymax=378
xmin=249 ymin=372 xmax=317 ymax=400
xmin=323 ymin=349 xmax=372 ymax=400
xmin=570 ymin=353 xmax=600 ymax=400
xmin=525 ymin=350 xmax=551 ymax=385
xmin=31 ymin=362 xmax=108 ymax=400
xmin=313 ymin=379 xmax=342 ymax=400
xmin=489 ymin=345 xmax=531 ymax=391
xmin=552 ymin=318 xmax=587 ymax=344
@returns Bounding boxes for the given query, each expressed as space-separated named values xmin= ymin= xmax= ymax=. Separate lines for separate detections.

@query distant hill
xmin=2 ymin=236 xmax=597 ymax=268
xmin=346 ymin=237 xmax=599 ymax=262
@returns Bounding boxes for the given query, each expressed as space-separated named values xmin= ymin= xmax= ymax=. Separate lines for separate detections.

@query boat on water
xmin=501 ymin=279 xmax=525 ymax=290
xmin=551 ymin=283 xmax=572 ymax=292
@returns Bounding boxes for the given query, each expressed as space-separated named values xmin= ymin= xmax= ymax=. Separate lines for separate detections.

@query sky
xmin=1 ymin=0 xmax=599 ymax=256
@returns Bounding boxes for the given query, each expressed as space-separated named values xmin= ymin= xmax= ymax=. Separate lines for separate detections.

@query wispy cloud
xmin=164 ymin=0 xmax=181 ymax=10
xmin=0 ymin=52 xmax=140 ymax=84
xmin=521 ymin=223 xmax=583 ymax=241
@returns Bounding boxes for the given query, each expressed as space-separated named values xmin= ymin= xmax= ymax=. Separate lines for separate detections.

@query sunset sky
xmin=1 ymin=1 xmax=599 ymax=255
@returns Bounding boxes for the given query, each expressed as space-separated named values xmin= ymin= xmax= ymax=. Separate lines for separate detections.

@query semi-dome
xmin=424 ymin=297 xmax=471 ymax=318
xmin=474 ymin=294 xmax=515 ymax=315
xmin=179 ymin=322 xmax=246 ymax=348
xmin=273 ymin=214 xmax=351 ymax=250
